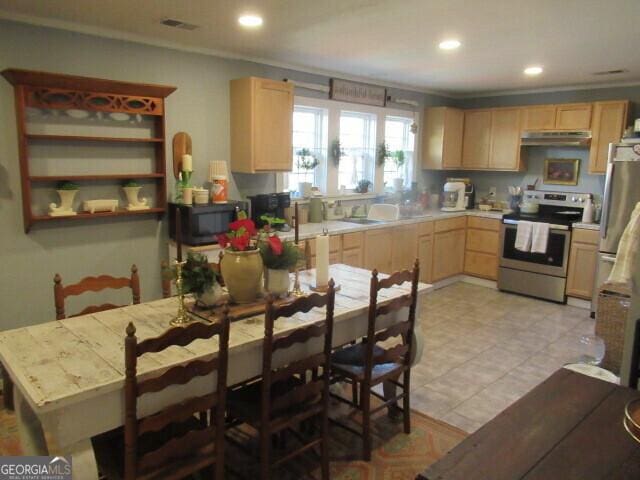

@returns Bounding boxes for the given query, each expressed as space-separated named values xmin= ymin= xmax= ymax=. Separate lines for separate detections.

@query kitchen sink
xmin=339 ymin=218 xmax=386 ymax=225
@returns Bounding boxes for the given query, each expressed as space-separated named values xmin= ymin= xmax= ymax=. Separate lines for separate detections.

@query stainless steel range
xmin=498 ymin=191 xmax=591 ymax=303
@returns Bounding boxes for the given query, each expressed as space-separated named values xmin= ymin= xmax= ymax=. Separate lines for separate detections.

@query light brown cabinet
xmin=589 ymin=101 xmax=629 ymax=174
xmin=422 ymin=107 xmax=464 ymax=170
xmin=392 ymin=224 xmax=419 ymax=272
xmin=464 ymin=217 xmax=501 ymax=280
xmin=489 ymin=108 xmax=523 ymax=170
xmin=432 ymin=220 xmax=466 ymax=281
xmin=522 ymin=103 xmax=592 ymax=131
xmin=417 ymin=233 xmax=433 ymax=283
xmin=305 ymin=234 xmax=342 ymax=267
xmin=342 ymin=232 xmax=363 ymax=268
xmin=462 ymin=110 xmax=492 ymax=169
xmin=566 ymin=228 xmax=599 ymax=299
xmin=364 ymin=229 xmax=393 ymax=274
xmin=523 ymin=105 xmax=557 ymax=130
xmin=230 ymin=77 xmax=294 ymax=173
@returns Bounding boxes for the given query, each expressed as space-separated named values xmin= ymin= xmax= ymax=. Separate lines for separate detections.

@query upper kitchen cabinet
xmin=522 ymin=103 xmax=592 ymax=131
xmin=229 ymin=77 xmax=294 ymax=173
xmin=588 ymin=100 xmax=629 ymax=174
xmin=489 ymin=107 xmax=523 ymax=170
xmin=422 ymin=107 xmax=464 ymax=169
xmin=462 ymin=109 xmax=492 ymax=169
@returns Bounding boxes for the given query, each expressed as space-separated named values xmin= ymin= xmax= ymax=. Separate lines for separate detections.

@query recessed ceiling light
xmin=439 ymin=39 xmax=461 ymax=50
xmin=238 ymin=14 xmax=263 ymax=27
xmin=524 ymin=66 xmax=543 ymax=76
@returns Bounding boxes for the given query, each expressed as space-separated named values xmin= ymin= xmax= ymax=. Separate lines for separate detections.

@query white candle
xmin=315 ymin=234 xmax=329 ymax=288
xmin=182 ymin=154 xmax=193 ymax=172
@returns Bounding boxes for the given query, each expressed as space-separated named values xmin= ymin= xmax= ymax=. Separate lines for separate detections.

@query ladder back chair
xmin=54 ymin=264 xmax=140 ymax=319
xmin=331 ymin=259 xmax=420 ymax=461
xmin=227 ymin=280 xmax=336 ymax=480
xmin=120 ymin=312 xmax=230 ymax=480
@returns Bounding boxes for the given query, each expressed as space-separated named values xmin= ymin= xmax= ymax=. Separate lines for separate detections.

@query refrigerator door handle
xmin=600 ymin=157 xmax=616 ymax=240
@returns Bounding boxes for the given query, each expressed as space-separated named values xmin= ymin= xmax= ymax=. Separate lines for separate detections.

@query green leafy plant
xmin=376 ymin=142 xmax=391 ymax=166
xmin=57 ymin=181 xmax=79 ymax=190
xmin=260 ymin=215 xmax=286 ymax=227
xmin=123 ymin=179 xmax=140 ymax=188
xmin=392 ymin=150 xmax=405 ymax=168
xmin=330 ymin=139 xmax=344 ymax=167
xmin=259 ymin=235 xmax=303 ymax=270
xmin=355 ymin=179 xmax=372 ymax=193
xmin=181 ymin=252 xmax=218 ymax=296
xmin=296 ymin=148 xmax=320 ymax=170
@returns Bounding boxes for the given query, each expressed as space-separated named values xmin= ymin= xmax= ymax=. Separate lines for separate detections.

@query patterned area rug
xmin=0 ymin=393 xmax=466 ymax=479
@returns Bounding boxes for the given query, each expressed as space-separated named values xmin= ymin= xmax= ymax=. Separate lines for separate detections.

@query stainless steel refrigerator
xmin=592 ymin=140 xmax=640 ymax=312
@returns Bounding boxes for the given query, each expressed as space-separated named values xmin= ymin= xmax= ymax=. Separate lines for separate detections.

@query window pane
xmin=384 ymin=116 xmax=415 ymax=189
xmin=338 ymin=111 xmax=376 ymax=190
xmin=288 ymin=106 xmax=328 ymax=193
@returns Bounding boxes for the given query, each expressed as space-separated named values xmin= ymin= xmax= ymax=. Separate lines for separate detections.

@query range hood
xmin=521 ymin=130 xmax=591 ymax=147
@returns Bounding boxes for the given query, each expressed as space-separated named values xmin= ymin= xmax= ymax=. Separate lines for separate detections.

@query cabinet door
xmin=431 ymin=231 xmax=451 ymax=281
xmin=522 ymin=105 xmax=556 ymax=130
xmin=253 ymin=78 xmax=294 ymax=171
xmin=392 ymin=225 xmax=418 ymax=272
xmin=466 ymin=228 xmax=499 ymax=255
xmin=443 ymin=108 xmax=464 ymax=169
xmin=464 ymin=251 xmax=498 ymax=280
xmin=342 ymin=248 xmax=362 ymax=268
xmin=589 ymin=101 xmax=629 ymax=174
xmin=417 ymin=235 xmax=433 ymax=283
xmin=451 ymin=229 xmax=466 ymax=275
xmin=462 ymin=110 xmax=491 ymax=169
xmin=489 ymin=108 xmax=522 ymax=170
xmin=555 ymin=103 xmax=592 ymax=130
xmin=566 ymin=241 xmax=598 ymax=299
xmin=364 ymin=229 xmax=393 ymax=274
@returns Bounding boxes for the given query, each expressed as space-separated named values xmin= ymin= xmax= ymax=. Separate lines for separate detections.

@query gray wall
xmin=0 ymin=19 xmax=449 ymax=329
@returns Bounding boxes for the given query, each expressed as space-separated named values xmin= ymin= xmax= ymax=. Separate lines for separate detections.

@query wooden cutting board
xmin=188 ymin=294 xmax=300 ymax=323
xmin=172 ymin=132 xmax=192 ymax=179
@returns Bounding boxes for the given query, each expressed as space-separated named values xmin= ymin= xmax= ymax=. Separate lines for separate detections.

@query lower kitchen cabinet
xmin=392 ymin=224 xmax=419 ymax=272
xmin=341 ymin=232 xmax=364 ymax=268
xmin=464 ymin=217 xmax=500 ymax=280
xmin=432 ymin=227 xmax=466 ymax=282
xmin=566 ymin=228 xmax=599 ymax=299
xmin=364 ymin=229 xmax=393 ymax=274
xmin=417 ymin=234 xmax=433 ymax=283
xmin=464 ymin=251 xmax=498 ymax=279
xmin=342 ymin=248 xmax=363 ymax=268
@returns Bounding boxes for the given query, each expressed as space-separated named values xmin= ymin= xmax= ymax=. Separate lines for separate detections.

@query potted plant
xmin=392 ymin=150 xmax=406 ymax=192
xmin=122 ymin=179 xmax=149 ymax=210
xmin=355 ymin=179 xmax=372 ymax=194
xmin=49 ymin=181 xmax=79 ymax=216
xmin=330 ymin=139 xmax=344 ymax=167
xmin=259 ymin=234 xmax=302 ymax=296
xmin=376 ymin=142 xmax=391 ymax=166
xmin=296 ymin=148 xmax=319 ymax=197
xmin=181 ymin=252 xmax=223 ymax=307
xmin=218 ymin=213 xmax=264 ymax=304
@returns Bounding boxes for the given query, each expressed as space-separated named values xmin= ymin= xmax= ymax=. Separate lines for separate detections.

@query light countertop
xmin=572 ymin=222 xmax=600 ymax=231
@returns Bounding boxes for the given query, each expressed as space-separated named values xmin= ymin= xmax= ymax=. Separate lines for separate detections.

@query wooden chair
xmin=330 ymin=260 xmax=419 ymax=461
xmin=627 ymin=317 xmax=640 ymax=389
xmin=95 ymin=312 xmax=230 ymax=480
xmin=227 ymin=280 xmax=336 ymax=480
xmin=54 ymin=265 xmax=140 ymax=319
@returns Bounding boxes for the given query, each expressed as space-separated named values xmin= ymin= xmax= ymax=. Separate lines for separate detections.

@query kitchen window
xmin=339 ymin=111 xmax=376 ymax=190
xmin=287 ymin=105 xmax=328 ymax=193
xmin=383 ymin=115 xmax=415 ymax=189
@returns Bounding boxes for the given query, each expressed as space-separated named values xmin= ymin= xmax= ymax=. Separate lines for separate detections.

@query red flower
xmin=268 ymin=235 xmax=283 ymax=255
xmin=229 ymin=233 xmax=250 ymax=251
xmin=229 ymin=219 xmax=256 ymax=236
xmin=217 ymin=233 xmax=229 ymax=248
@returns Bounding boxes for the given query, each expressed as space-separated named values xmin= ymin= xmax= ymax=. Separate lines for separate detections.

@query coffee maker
xmin=248 ymin=193 xmax=291 ymax=230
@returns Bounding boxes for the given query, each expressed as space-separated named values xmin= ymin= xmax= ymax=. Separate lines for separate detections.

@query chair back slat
xmin=137 ymin=392 xmax=218 ymax=435
xmin=375 ymin=295 xmax=413 ymax=317
xmin=54 ymin=265 xmax=140 ymax=319
xmin=374 ymin=320 xmax=410 ymax=344
xmin=137 ymin=358 xmax=219 ymax=396
xmin=373 ymin=343 xmax=410 ymax=364
xmin=137 ymin=425 xmax=216 ymax=473
xmin=271 ymin=352 xmax=326 ymax=384
xmin=272 ymin=323 xmax=327 ymax=352
xmin=73 ymin=303 xmax=124 ymax=317
xmin=377 ymin=269 xmax=413 ymax=291
xmin=270 ymin=378 xmax=325 ymax=414
xmin=272 ymin=292 xmax=329 ymax=319
xmin=137 ymin=322 xmax=223 ymax=356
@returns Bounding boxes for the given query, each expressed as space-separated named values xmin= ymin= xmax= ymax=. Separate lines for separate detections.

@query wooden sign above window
xmin=329 ymin=79 xmax=387 ymax=107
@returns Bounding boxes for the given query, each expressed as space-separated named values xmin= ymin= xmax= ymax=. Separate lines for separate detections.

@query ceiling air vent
xmin=592 ymin=69 xmax=629 ymax=76
xmin=160 ymin=18 xmax=199 ymax=30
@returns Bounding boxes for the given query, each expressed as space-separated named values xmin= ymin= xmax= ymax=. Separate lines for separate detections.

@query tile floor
xmin=410 ymin=282 xmax=595 ymax=434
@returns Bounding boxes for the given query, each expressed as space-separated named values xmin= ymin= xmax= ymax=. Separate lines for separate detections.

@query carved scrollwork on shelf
xmin=25 ymin=87 xmax=163 ymax=115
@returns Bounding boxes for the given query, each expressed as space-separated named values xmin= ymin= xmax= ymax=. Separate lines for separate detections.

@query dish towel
xmin=515 ymin=221 xmax=533 ymax=252
xmin=531 ymin=222 xmax=550 ymax=254
xmin=607 ymin=202 xmax=640 ymax=290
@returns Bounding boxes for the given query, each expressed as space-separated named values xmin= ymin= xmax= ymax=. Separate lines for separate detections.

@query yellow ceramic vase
xmin=220 ymin=249 xmax=264 ymax=304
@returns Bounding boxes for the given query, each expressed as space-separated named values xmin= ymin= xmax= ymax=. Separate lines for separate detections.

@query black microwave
xmin=168 ymin=201 xmax=246 ymax=246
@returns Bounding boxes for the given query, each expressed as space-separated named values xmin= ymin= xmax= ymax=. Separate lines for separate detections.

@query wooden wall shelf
xmin=1 ymin=68 xmax=176 ymax=233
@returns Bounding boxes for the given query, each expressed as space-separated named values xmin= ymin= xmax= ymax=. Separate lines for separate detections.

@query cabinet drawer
xmin=464 ymin=251 xmax=498 ymax=280
xmin=466 ymin=229 xmax=500 ymax=254
xmin=418 ymin=221 xmax=434 ymax=236
xmin=572 ymin=228 xmax=599 ymax=245
xmin=467 ymin=216 xmax=500 ymax=231
xmin=435 ymin=216 xmax=466 ymax=233
xmin=342 ymin=231 xmax=363 ymax=250
xmin=329 ymin=252 xmax=341 ymax=265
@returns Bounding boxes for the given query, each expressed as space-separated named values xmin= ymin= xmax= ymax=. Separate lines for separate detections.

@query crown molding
xmin=455 ymin=80 xmax=640 ymax=99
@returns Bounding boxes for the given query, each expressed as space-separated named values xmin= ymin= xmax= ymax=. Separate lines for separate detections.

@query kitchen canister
xmin=211 ymin=175 xmax=228 ymax=203
xmin=309 ymin=197 xmax=323 ymax=223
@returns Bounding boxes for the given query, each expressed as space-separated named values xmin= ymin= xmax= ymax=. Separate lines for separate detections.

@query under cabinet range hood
xmin=521 ymin=130 xmax=592 ymax=147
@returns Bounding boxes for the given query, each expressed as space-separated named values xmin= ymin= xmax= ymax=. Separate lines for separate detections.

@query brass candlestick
xmin=170 ymin=260 xmax=192 ymax=327
xmin=291 ymin=268 xmax=305 ymax=297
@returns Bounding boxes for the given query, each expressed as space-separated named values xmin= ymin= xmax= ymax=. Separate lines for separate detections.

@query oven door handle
xmin=502 ymin=219 xmax=569 ymax=231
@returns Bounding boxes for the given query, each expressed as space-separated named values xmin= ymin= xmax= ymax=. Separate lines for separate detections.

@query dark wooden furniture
xmin=227 ymin=281 xmax=336 ymax=480
xmin=54 ymin=265 xmax=141 ymax=319
xmin=331 ymin=260 xmax=420 ymax=461
xmin=1 ymin=69 xmax=176 ymax=233
xmin=627 ymin=318 xmax=640 ymax=389
xmin=119 ymin=313 xmax=230 ymax=480
xmin=419 ymin=369 xmax=640 ymax=480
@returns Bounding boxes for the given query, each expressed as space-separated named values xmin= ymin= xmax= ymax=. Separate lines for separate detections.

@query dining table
xmin=0 ymin=264 xmax=430 ymax=479
xmin=419 ymin=368 xmax=640 ymax=480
